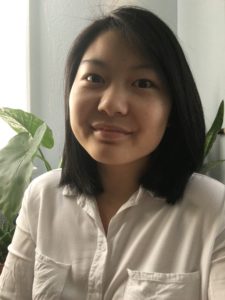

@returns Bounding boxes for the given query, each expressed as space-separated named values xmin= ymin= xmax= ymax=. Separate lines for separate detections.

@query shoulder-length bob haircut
xmin=60 ymin=6 xmax=205 ymax=204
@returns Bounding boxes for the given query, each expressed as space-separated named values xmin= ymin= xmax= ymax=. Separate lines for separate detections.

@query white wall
xmin=29 ymin=0 xmax=177 ymax=171
xmin=177 ymin=0 xmax=225 ymax=182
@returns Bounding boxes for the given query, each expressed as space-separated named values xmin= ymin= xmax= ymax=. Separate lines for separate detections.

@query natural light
xmin=0 ymin=0 xmax=29 ymax=149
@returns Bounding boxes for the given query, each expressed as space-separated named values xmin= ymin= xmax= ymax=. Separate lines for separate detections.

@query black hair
xmin=60 ymin=6 xmax=205 ymax=204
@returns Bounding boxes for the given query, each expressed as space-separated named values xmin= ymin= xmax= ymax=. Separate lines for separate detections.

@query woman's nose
xmin=97 ymin=84 xmax=129 ymax=117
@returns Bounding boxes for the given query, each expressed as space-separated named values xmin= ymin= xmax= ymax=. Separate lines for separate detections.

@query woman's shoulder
xmin=22 ymin=169 xmax=63 ymax=208
xmin=27 ymin=169 xmax=62 ymax=194
xmin=183 ymin=173 xmax=225 ymax=212
xmin=31 ymin=168 xmax=62 ymax=187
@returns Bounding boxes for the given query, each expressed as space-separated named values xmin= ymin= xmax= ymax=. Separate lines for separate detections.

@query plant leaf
xmin=200 ymin=159 xmax=225 ymax=174
xmin=204 ymin=100 xmax=224 ymax=158
xmin=0 ymin=107 xmax=54 ymax=149
xmin=0 ymin=123 xmax=48 ymax=223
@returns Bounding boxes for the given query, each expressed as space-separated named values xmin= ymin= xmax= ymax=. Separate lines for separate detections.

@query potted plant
xmin=0 ymin=108 xmax=55 ymax=270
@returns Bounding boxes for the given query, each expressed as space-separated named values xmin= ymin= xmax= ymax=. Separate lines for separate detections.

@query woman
xmin=0 ymin=6 xmax=224 ymax=299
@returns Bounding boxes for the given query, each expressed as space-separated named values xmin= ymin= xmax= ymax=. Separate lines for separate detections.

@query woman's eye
xmin=133 ymin=79 xmax=154 ymax=88
xmin=86 ymin=74 xmax=104 ymax=83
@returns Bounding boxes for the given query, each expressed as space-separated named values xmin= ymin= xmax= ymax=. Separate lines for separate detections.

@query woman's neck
xmin=98 ymin=158 xmax=147 ymax=203
xmin=96 ymin=159 xmax=147 ymax=234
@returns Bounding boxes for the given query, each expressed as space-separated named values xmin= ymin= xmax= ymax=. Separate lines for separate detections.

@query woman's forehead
xmin=81 ymin=29 xmax=155 ymax=68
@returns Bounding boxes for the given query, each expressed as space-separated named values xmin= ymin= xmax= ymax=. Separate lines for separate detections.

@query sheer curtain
xmin=0 ymin=0 xmax=29 ymax=149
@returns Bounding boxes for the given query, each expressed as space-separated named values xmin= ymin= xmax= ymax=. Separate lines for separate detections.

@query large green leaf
xmin=0 ymin=123 xmax=48 ymax=223
xmin=0 ymin=107 xmax=54 ymax=149
xmin=204 ymin=100 xmax=224 ymax=158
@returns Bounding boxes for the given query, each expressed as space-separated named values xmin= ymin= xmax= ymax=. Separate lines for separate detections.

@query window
xmin=0 ymin=0 xmax=29 ymax=149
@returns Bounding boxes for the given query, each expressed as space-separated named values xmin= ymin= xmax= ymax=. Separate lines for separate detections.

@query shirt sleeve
xmin=208 ymin=197 xmax=225 ymax=300
xmin=0 ymin=189 xmax=36 ymax=300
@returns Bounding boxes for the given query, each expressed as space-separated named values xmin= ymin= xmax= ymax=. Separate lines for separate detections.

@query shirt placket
xmin=82 ymin=189 xmax=143 ymax=299
xmin=81 ymin=197 xmax=108 ymax=300
xmin=87 ymin=227 xmax=108 ymax=300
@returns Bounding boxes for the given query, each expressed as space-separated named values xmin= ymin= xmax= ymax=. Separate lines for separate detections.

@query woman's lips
xmin=91 ymin=123 xmax=132 ymax=141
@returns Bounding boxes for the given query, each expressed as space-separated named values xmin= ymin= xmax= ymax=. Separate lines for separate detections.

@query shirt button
xmin=100 ymin=243 xmax=106 ymax=251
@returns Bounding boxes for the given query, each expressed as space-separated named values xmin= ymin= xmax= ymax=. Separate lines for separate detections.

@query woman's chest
xmin=33 ymin=213 xmax=210 ymax=300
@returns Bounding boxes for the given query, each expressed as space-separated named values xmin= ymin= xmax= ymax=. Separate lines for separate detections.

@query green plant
xmin=0 ymin=219 xmax=15 ymax=263
xmin=201 ymin=100 xmax=225 ymax=173
xmin=0 ymin=107 xmax=55 ymax=263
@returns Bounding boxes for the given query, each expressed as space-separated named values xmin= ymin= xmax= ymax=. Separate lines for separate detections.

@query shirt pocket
xmin=32 ymin=250 xmax=70 ymax=300
xmin=124 ymin=269 xmax=200 ymax=300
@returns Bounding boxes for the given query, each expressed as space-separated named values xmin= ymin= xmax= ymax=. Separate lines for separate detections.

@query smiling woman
xmin=69 ymin=30 xmax=171 ymax=166
xmin=0 ymin=5 xmax=224 ymax=300
xmin=0 ymin=0 xmax=29 ymax=149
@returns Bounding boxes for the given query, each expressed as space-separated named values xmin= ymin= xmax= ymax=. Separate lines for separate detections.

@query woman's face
xmin=69 ymin=30 xmax=171 ymax=166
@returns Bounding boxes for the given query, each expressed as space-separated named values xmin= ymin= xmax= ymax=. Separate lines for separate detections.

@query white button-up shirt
xmin=0 ymin=169 xmax=225 ymax=299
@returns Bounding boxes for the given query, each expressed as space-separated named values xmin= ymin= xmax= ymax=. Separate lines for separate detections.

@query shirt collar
xmin=62 ymin=185 xmax=78 ymax=196
xmin=62 ymin=184 xmax=154 ymax=207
